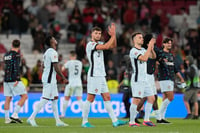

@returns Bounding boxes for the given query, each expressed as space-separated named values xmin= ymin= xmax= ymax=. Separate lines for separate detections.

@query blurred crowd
xmin=0 ymin=0 xmax=200 ymax=92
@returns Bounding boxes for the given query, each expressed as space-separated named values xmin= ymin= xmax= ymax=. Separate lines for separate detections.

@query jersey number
xmin=74 ymin=65 xmax=79 ymax=75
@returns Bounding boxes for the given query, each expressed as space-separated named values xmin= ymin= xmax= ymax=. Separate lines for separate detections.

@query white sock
xmin=5 ymin=110 xmax=9 ymax=119
xmin=82 ymin=100 xmax=91 ymax=124
xmin=160 ymin=99 xmax=170 ymax=119
xmin=104 ymin=101 xmax=117 ymax=123
xmin=154 ymin=110 xmax=161 ymax=120
xmin=30 ymin=98 xmax=48 ymax=119
xmin=78 ymin=100 xmax=83 ymax=110
xmin=62 ymin=100 xmax=69 ymax=116
xmin=11 ymin=105 xmax=21 ymax=118
xmin=52 ymin=99 xmax=60 ymax=123
xmin=129 ymin=104 xmax=138 ymax=124
xmin=144 ymin=102 xmax=152 ymax=121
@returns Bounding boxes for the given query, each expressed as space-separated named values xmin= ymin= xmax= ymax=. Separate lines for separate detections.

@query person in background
xmin=183 ymin=55 xmax=199 ymax=119
xmin=3 ymin=39 xmax=28 ymax=124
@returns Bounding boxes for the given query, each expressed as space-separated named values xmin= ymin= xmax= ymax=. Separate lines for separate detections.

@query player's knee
xmin=22 ymin=94 xmax=28 ymax=100
xmin=103 ymin=95 xmax=111 ymax=101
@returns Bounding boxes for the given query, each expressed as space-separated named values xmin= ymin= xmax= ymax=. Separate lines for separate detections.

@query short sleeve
xmin=88 ymin=41 xmax=98 ymax=51
xmin=50 ymin=50 xmax=58 ymax=63
xmin=64 ymin=61 xmax=69 ymax=69
xmin=130 ymin=48 xmax=141 ymax=59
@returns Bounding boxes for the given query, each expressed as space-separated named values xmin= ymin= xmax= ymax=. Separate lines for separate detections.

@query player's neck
xmin=163 ymin=48 xmax=169 ymax=53
xmin=11 ymin=48 xmax=19 ymax=52
xmin=134 ymin=44 xmax=142 ymax=49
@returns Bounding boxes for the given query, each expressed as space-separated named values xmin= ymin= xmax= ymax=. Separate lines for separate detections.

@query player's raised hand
xmin=149 ymin=38 xmax=156 ymax=49
xmin=108 ymin=23 xmax=116 ymax=36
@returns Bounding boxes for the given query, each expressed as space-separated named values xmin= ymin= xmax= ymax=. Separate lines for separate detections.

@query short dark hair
xmin=45 ymin=36 xmax=53 ymax=46
xmin=12 ymin=39 xmax=20 ymax=48
xmin=70 ymin=51 xmax=76 ymax=57
xmin=143 ymin=33 xmax=153 ymax=49
xmin=131 ymin=32 xmax=142 ymax=40
xmin=91 ymin=26 xmax=102 ymax=32
xmin=163 ymin=38 xmax=173 ymax=43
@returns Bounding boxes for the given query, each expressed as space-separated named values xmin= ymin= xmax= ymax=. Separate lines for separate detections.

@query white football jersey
xmin=129 ymin=47 xmax=147 ymax=82
xmin=42 ymin=48 xmax=58 ymax=83
xmin=86 ymin=41 xmax=106 ymax=77
xmin=64 ymin=60 xmax=82 ymax=85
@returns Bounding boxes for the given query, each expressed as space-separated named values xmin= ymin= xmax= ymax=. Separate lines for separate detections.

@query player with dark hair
xmin=81 ymin=24 xmax=127 ymax=128
xmin=129 ymin=32 xmax=156 ymax=127
xmin=27 ymin=36 xmax=68 ymax=127
xmin=4 ymin=39 xmax=28 ymax=124
xmin=156 ymin=37 xmax=185 ymax=123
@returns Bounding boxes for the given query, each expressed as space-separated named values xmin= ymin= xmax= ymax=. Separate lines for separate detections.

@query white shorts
xmin=42 ymin=83 xmax=58 ymax=99
xmin=3 ymin=81 xmax=27 ymax=96
xmin=147 ymin=74 xmax=157 ymax=95
xmin=159 ymin=80 xmax=174 ymax=93
xmin=131 ymin=81 xmax=154 ymax=98
xmin=87 ymin=76 xmax=109 ymax=95
xmin=64 ymin=84 xmax=83 ymax=96
xmin=68 ymin=79 xmax=82 ymax=87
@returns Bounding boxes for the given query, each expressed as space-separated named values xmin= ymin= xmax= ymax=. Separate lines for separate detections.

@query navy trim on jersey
xmin=136 ymin=54 xmax=142 ymax=60
xmin=90 ymin=44 xmax=98 ymax=77
xmin=47 ymin=63 xmax=54 ymax=83
xmin=134 ymin=58 xmax=138 ymax=82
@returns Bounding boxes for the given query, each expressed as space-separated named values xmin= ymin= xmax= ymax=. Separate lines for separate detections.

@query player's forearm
xmin=54 ymin=63 xmax=66 ymax=79
xmin=176 ymin=72 xmax=184 ymax=82
xmin=104 ymin=35 xmax=115 ymax=49
xmin=151 ymin=49 xmax=156 ymax=59
xmin=142 ymin=47 xmax=151 ymax=61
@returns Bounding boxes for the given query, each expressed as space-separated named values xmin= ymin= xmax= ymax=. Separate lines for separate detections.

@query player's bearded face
xmin=92 ymin=31 xmax=101 ymax=41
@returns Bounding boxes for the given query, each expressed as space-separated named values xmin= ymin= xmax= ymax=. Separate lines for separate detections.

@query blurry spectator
xmin=70 ymin=4 xmax=82 ymax=24
xmin=151 ymin=9 xmax=162 ymax=34
xmin=111 ymin=14 xmax=122 ymax=37
xmin=179 ymin=17 xmax=188 ymax=45
xmin=27 ymin=0 xmax=39 ymax=16
xmin=139 ymin=3 xmax=150 ymax=27
xmin=186 ymin=29 xmax=200 ymax=61
xmin=106 ymin=60 xmax=118 ymax=80
xmin=11 ymin=3 xmax=28 ymax=34
xmin=28 ymin=13 xmax=39 ymax=38
xmin=0 ymin=62 xmax=4 ymax=92
xmin=183 ymin=56 xmax=199 ymax=119
xmin=49 ymin=21 xmax=61 ymax=42
xmin=82 ymin=2 xmax=95 ymax=30
xmin=93 ymin=7 xmax=105 ymax=29
xmin=31 ymin=59 xmax=42 ymax=84
xmin=64 ymin=0 xmax=77 ymax=14
xmin=167 ymin=13 xmax=176 ymax=30
xmin=20 ymin=58 xmax=32 ymax=86
xmin=32 ymin=24 xmax=46 ymax=53
xmin=123 ymin=1 xmax=137 ymax=28
xmin=75 ymin=37 xmax=86 ymax=60
xmin=1 ymin=1 xmax=12 ymax=36
xmin=0 ymin=42 xmax=7 ymax=54
xmin=106 ymin=60 xmax=119 ymax=94
xmin=37 ymin=3 xmax=50 ymax=30
xmin=156 ymin=26 xmax=170 ymax=48
xmin=47 ymin=0 xmax=59 ymax=22
xmin=55 ymin=4 xmax=68 ymax=29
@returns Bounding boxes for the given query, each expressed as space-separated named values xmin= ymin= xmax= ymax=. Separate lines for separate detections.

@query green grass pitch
xmin=0 ymin=118 xmax=200 ymax=133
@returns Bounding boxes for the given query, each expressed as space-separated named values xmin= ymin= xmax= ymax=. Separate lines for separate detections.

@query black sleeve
xmin=13 ymin=53 xmax=21 ymax=81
